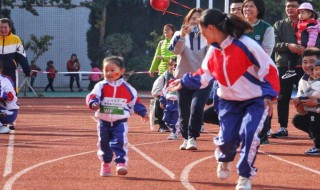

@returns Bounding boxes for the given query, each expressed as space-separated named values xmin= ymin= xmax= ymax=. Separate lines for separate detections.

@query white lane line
xmin=3 ymin=150 xmax=95 ymax=190
xmin=3 ymin=131 xmax=15 ymax=177
xmin=180 ymin=155 xmax=214 ymax=190
xmin=129 ymin=143 xmax=175 ymax=179
xmin=259 ymin=150 xmax=320 ymax=175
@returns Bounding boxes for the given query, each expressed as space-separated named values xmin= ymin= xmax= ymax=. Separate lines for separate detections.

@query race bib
xmin=100 ymin=98 xmax=126 ymax=115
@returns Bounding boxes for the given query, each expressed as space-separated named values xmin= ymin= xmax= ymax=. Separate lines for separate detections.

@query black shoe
xmin=70 ymin=89 xmax=74 ymax=92
xmin=305 ymin=147 xmax=320 ymax=156
xmin=9 ymin=125 xmax=15 ymax=130
xmin=259 ymin=133 xmax=269 ymax=144
xmin=78 ymin=88 xmax=83 ymax=92
xmin=271 ymin=128 xmax=288 ymax=138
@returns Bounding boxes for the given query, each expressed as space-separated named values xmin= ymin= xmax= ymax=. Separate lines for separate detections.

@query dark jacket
xmin=273 ymin=17 xmax=302 ymax=68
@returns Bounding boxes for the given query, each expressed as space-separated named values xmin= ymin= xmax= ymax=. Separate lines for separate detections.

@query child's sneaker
xmin=179 ymin=139 xmax=188 ymax=150
xmin=100 ymin=162 xmax=111 ymax=177
xmin=0 ymin=125 xmax=10 ymax=134
xmin=116 ymin=163 xmax=128 ymax=175
xmin=236 ymin=176 xmax=251 ymax=190
xmin=281 ymin=70 xmax=297 ymax=79
xmin=217 ymin=162 xmax=231 ymax=180
xmin=304 ymin=147 xmax=320 ymax=156
xmin=167 ymin=132 xmax=178 ymax=140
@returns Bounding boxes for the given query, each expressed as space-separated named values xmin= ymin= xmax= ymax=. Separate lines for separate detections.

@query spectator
xmin=0 ymin=18 xmax=30 ymax=90
xmin=0 ymin=61 xmax=19 ymax=134
xmin=29 ymin=60 xmax=41 ymax=92
xmin=67 ymin=53 xmax=83 ymax=92
xmin=149 ymin=24 xmax=176 ymax=77
xmin=88 ymin=62 xmax=102 ymax=91
xmin=243 ymin=0 xmax=275 ymax=144
xmin=272 ymin=0 xmax=305 ymax=138
xmin=230 ymin=0 xmax=244 ymax=20
xmin=44 ymin=60 xmax=57 ymax=92
xmin=203 ymin=81 xmax=220 ymax=126
xmin=149 ymin=24 xmax=176 ymax=132
xmin=292 ymin=48 xmax=320 ymax=156
xmin=296 ymin=2 xmax=318 ymax=48
xmin=169 ymin=8 xmax=211 ymax=150
xmin=159 ymin=57 xmax=179 ymax=140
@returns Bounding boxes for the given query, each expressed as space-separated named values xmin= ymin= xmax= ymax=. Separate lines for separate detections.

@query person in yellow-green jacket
xmin=0 ymin=18 xmax=30 ymax=89
xmin=149 ymin=24 xmax=176 ymax=77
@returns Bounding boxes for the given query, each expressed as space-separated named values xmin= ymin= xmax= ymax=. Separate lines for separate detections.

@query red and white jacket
xmin=181 ymin=35 xmax=280 ymax=101
xmin=86 ymin=78 xmax=146 ymax=122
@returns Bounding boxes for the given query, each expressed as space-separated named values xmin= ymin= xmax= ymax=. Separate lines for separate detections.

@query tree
xmin=25 ymin=34 xmax=54 ymax=63
xmin=104 ymin=33 xmax=133 ymax=57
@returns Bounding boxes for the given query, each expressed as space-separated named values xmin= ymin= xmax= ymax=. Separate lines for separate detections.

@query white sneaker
xmin=236 ymin=176 xmax=251 ymax=190
xmin=167 ymin=132 xmax=178 ymax=140
xmin=186 ymin=137 xmax=197 ymax=150
xmin=281 ymin=70 xmax=297 ymax=79
xmin=0 ymin=125 xmax=10 ymax=134
xmin=217 ymin=162 xmax=231 ymax=179
xmin=179 ymin=139 xmax=188 ymax=150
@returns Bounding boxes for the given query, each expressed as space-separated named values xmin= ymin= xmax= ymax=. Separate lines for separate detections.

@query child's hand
xmin=92 ymin=103 xmax=100 ymax=111
xmin=141 ymin=115 xmax=149 ymax=122
xmin=160 ymin=103 xmax=165 ymax=109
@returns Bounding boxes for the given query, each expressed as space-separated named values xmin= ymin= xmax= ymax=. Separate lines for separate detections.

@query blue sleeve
xmin=181 ymin=72 xmax=214 ymax=90
xmin=134 ymin=102 xmax=147 ymax=117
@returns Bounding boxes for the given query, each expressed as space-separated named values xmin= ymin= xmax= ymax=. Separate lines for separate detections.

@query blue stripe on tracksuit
xmin=214 ymin=97 xmax=267 ymax=178
xmin=97 ymin=119 xmax=128 ymax=164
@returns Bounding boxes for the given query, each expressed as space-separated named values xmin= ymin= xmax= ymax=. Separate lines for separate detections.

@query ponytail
xmin=200 ymin=9 xmax=253 ymax=39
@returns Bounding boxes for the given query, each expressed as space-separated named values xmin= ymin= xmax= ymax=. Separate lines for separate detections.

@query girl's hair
xmin=243 ymin=0 xmax=265 ymax=19
xmin=0 ymin=61 xmax=3 ymax=70
xmin=199 ymin=9 xmax=253 ymax=39
xmin=164 ymin=24 xmax=176 ymax=33
xmin=183 ymin=8 xmax=203 ymax=25
xmin=103 ymin=56 xmax=125 ymax=69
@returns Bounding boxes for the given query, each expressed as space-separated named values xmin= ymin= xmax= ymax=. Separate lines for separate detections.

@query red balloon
xmin=150 ymin=0 xmax=170 ymax=12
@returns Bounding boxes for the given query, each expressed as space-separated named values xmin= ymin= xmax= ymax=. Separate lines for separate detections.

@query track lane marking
xmin=180 ymin=155 xmax=214 ymax=190
xmin=3 ymin=151 xmax=95 ymax=190
xmin=259 ymin=150 xmax=320 ymax=175
xmin=129 ymin=143 xmax=175 ymax=179
xmin=3 ymin=131 xmax=15 ymax=177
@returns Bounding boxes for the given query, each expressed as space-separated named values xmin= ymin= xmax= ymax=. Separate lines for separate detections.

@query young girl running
xmin=168 ymin=9 xmax=279 ymax=190
xmin=86 ymin=56 xmax=148 ymax=177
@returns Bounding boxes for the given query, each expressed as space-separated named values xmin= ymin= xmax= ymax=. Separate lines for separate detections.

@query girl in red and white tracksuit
xmin=169 ymin=9 xmax=280 ymax=189
xmin=86 ymin=56 xmax=148 ymax=177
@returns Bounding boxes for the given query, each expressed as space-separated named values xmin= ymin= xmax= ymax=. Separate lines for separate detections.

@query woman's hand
xmin=180 ymin=24 xmax=193 ymax=38
xmin=167 ymin=79 xmax=182 ymax=92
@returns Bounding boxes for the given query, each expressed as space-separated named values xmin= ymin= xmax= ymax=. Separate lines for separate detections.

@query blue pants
xmin=214 ymin=97 xmax=267 ymax=178
xmin=97 ymin=119 xmax=128 ymax=164
xmin=178 ymin=85 xmax=211 ymax=140
xmin=0 ymin=109 xmax=18 ymax=125
xmin=163 ymin=100 xmax=179 ymax=133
